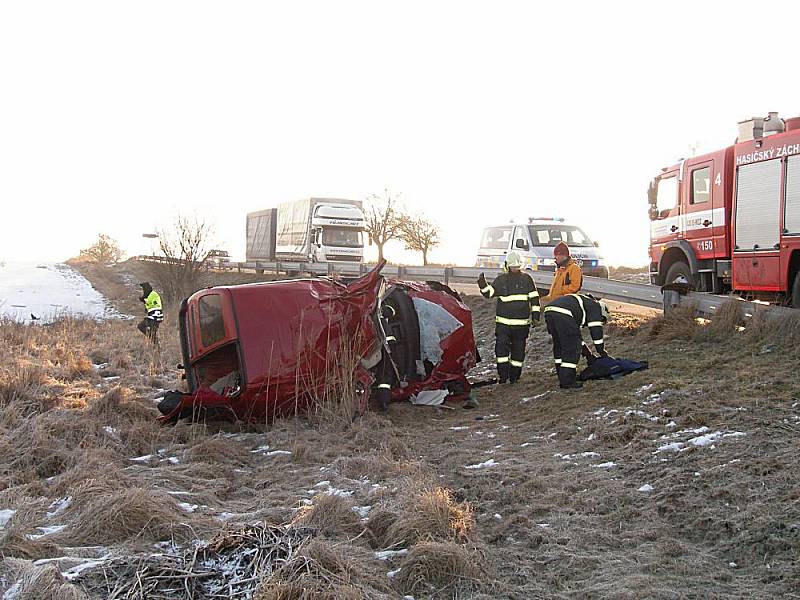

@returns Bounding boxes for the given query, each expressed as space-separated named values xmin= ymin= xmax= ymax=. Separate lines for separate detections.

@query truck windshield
xmin=321 ymin=228 xmax=363 ymax=247
xmin=527 ymin=225 xmax=594 ymax=247
xmin=480 ymin=227 xmax=512 ymax=249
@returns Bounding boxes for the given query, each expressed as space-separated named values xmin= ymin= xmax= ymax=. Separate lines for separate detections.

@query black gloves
xmin=478 ymin=273 xmax=487 ymax=288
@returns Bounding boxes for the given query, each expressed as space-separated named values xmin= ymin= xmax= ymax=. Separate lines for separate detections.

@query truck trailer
xmin=648 ymin=112 xmax=800 ymax=307
xmin=246 ymin=198 xmax=365 ymax=264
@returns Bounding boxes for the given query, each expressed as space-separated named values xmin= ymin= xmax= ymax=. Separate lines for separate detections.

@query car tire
xmin=665 ymin=261 xmax=696 ymax=289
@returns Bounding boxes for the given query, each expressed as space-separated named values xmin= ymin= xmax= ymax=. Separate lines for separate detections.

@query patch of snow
xmin=625 ymin=410 xmax=658 ymax=422
xmin=250 ymin=445 xmax=270 ymax=454
xmin=102 ymin=375 xmax=120 ymax=381
xmin=449 ymin=426 xmax=469 ymax=431
xmin=638 ymin=484 xmax=654 ymax=493
xmin=0 ymin=509 xmax=16 ymax=528
xmin=215 ymin=512 xmax=235 ymax=521
xmin=520 ymin=442 xmax=533 ymax=447
xmin=265 ymin=450 xmax=291 ymax=457
xmin=634 ymin=384 xmax=654 ymax=396
xmin=657 ymin=442 xmax=685 ymax=453
xmin=375 ymin=549 xmax=408 ymax=560
xmin=729 ymin=562 xmax=737 ymax=568
xmin=493 ymin=513 xmax=502 ymax=520
xmin=586 ymin=433 xmax=596 ymax=441
xmin=28 ymin=525 xmax=67 ymax=539
xmin=0 ymin=262 xmax=125 ymax=323
xmin=666 ymin=421 xmax=677 ymax=429
xmin=593 ymin=462 xmax=616 ymax=468
xmin=130 ymin=454 xmax=154 ymax=462
xmin=642 ymin=392 xmax=663 ymax=405
xmin=352 ymin=505 xmax=372 ymax=518
xmin=61 ymin=556 xmax=110 ymax=581
xmin=165 ymin=456 xmax=180 ymax=465
xmin=314 ymin=480 xmax=331 ymax=488
xmin=3 ymin=583 xmax=21 ymax=599
xmin=92 ymin=362 xmax=109 ymax=370
xmin=465 ymin=459 xmax=497 ymax=470
xmin=521 ymin=391 xmax=552 ymax=403
xmin=689 ymin=431 xmax=745 ymax=447
xmin=46 ymin=497 xmax=71 ymax=518
xmin=537 ymin=523 xmax=550 ymax=528
xmin=547 ymin=432 xmax=557 ymax=439
xmin=177 ymin=503 xmax=198 ymax=513
xmin=387 ymin=568 xmax=402 ymax=578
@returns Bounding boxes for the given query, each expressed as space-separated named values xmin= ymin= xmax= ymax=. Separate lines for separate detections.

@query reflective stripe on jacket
xmin=481 ymin=271 xmax=540 ymax=326
xmin=144 ymin=291 xmax=163 ymax=320
xmin=541 ymin=259 xmax=582 ymax=305
xmin=543 ymin=293 xmax=605 ymax=352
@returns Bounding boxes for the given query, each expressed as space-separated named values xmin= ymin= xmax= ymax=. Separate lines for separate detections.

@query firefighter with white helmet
xmin=543 ymin=293 xmax=610 ymax=389
xmin=477 ymin=251 xmax=540 ymax=384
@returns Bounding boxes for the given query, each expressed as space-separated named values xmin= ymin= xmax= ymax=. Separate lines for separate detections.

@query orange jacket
xmin=541 ymin=259 xmax=583 ymax=304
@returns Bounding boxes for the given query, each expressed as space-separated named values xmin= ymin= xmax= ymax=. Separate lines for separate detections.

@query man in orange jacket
xmin=540 ymin=242 xmax=583 ymax=305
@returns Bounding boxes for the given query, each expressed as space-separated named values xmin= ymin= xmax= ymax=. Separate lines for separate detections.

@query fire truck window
xmin=656 ymin=176 xmax=678 ymax=217
xmin=691 ymin=167 xmax=710 ymax=204
xmin=481 ymin=227 xmax=512 ymax=249
xmin=198 ymin=294 xmax=225 ymax=347
xmin=785 ymin=156 xmax=800 ymax=234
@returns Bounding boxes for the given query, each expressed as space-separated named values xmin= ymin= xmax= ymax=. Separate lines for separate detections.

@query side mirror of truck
xmin=514 ymin=239 xmax=529 ymax=250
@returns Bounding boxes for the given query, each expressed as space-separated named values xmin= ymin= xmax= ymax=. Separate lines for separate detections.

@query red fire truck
xmin=648 ymin=112 xmax=800 ymax=307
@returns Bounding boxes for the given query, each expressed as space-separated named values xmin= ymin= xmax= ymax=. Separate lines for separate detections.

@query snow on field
xmin=0 ymin=261 xmax=125 ymax=323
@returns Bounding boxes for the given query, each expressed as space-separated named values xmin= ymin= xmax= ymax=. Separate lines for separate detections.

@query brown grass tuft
xmin=393 ymin=540 xmax=484 ymax=596
xmin=291 ymin=493 xmax=362 ymax=537
xmin=0 ymin=527 xmax=62 ymax=560
xmin=11 ymin=563 xmax=89 ymax=600
xmin=55 ymin=486 xmax=198 ymax=546
xmin=379 ymin=486 xmax=474 ymax=548
xmin=256 ymin=538 xmax=389 ymax=600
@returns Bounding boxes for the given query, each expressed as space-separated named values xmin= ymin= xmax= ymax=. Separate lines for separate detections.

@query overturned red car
xmin=158 ymin=262 xmax=477 ymax=422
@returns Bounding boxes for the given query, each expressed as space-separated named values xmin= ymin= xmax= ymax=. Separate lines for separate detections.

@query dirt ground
xmin=0 ymin=263 xmax=798 ymax=598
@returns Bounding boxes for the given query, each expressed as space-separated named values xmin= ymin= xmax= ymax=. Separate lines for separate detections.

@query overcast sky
xmin=2 ymin=1 xmax=799 ymax=266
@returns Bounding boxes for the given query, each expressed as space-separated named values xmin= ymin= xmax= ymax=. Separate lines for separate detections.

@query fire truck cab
xmin=648 ymin=113 xmax=800 ymax=306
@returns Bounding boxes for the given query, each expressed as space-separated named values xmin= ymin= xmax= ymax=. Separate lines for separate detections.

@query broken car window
xmin=412 ymin=297 xmax=463 ymax=366
xmin=198 ymin=294 xmax=225 ymax=347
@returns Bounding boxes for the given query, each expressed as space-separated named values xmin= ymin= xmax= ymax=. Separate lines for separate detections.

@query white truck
xmin=246 ymin=198 xmax=365 ymax=264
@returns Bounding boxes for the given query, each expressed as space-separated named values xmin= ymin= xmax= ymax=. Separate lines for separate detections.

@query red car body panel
xmin=160 ymin=263 xmax=476 ymax=422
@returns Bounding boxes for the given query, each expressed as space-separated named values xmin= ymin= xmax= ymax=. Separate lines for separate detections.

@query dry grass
xmin=2 ymin=265 xmax=799 ymax=598
xmin=291 ymin=493 xmax=362 ymax=538
xmin=393 ymin=540 xmax=484 ymax=596
xmin=377 ymin=486 xmax=474 ymax=548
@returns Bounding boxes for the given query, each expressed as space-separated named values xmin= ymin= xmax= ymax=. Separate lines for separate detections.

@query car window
xmin=528 ymin=225 xmax=594 ymax=247
xmin=480 ymin=227 xmax=512 ymax=250
xmin=198 ymin=294 xmax=225 ymax=347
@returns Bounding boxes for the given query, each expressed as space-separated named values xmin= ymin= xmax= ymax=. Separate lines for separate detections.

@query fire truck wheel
xmin=665 ymin=261 xmax=696 ymax=289
xmin=791 ymin=272 xmax=800 ymax=308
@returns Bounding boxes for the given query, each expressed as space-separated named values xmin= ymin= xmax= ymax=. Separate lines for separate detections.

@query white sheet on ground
xmin=410 ymin=389 xmax=448 ymax=406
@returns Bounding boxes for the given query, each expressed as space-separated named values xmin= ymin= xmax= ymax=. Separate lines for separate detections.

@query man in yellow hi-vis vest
xmin=137 ymin=282 xmax=164 ymax=342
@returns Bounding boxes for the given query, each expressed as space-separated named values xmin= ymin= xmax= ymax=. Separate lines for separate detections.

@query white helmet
xmin=505 ymin=251 xmax=523 ymax=269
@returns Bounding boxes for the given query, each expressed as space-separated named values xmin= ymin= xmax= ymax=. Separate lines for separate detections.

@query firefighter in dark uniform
xmin=137 ymin=282 xmax=164 ymax=343
xmin=543 ymin=293 xmax=610 ymax=389
xmin=371 ymin=300 xmax=401 ymax=410
xmin=478 ymin=251 xmax=540 ymax=384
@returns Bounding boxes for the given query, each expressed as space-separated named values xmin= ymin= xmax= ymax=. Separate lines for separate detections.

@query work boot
xmin=557 ymin=365 xmax=580 ymax=389
xmin=497 ymin=362 xmax=510 ymax=384
xmin=509 ymin=365 xmax=522 ymax=383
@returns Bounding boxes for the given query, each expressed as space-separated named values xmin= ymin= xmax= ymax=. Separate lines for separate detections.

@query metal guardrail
xmin=135 ymin=256 xmax=796 ymax=320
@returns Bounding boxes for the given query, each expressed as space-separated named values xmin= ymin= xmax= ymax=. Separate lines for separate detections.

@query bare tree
xmin=79 ymin=234 xmax=125 ymax=264
xmin=147 ymin=215 xmax=215 ymax=303
xmin=364 ymin=189 xmax=404 ymax=263
xmin=398 ymin=214 xmax=440 ymax=266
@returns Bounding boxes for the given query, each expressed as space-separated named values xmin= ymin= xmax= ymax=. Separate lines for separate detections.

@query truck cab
xmin=310 ymin=203 xmax=365 ymax=263
xmin=476 ymin=218 xmax=608 ymax=277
